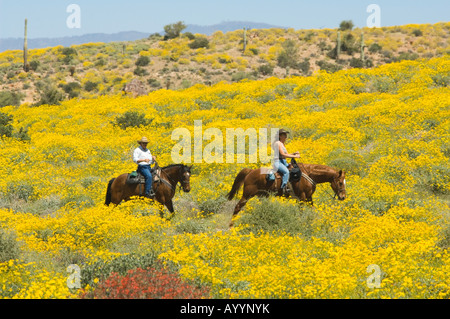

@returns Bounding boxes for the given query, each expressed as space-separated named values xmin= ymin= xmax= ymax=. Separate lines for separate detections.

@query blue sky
xmin=0 ymin=0 xmax=449 ymax=38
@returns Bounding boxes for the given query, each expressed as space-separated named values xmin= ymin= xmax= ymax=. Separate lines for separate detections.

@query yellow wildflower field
xmin=0 ymin=54 xmax=449 ymax=299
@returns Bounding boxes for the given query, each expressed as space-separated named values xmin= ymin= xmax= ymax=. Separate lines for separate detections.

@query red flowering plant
xmin=80 ymin=266 xmax=210 ymax=299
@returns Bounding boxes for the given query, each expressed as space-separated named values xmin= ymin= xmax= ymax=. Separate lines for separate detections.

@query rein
xmin=158 ymin=164 xmax=188 ymax=193
xmin=298 ymin=162 xmax=316 ymax=186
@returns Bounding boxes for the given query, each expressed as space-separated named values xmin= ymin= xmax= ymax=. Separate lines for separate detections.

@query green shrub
xmin=339 ymin=20 xmax=354 ymax=31
xmin=277 ymin=40 xmax=299 ymax=71
xmin=34 ymin=86 xmax=65 ymax=106
xmin=0 ymin=112 xmax=13 ymax=137
xmin=0 ymin=91 xmax=23 ymax=107
xmin=231 ymin=71 xmax=256 ymax=82
xmin=394 ymin=51 xmax=419 ymax=62
xmin=163 ymin=21 xmax=186 ymax=40
xmin=62 ymin=82 xmax=82 ymax=98
xmin=368 ymin=43 xmax=382 ymax=53
xmin=0 ymin=228 xmax=21 ymax=262
xmin=84 ymin=81 xmax=98 ymax=92
xmin=182 ymin=32 xmax=195 ymax=40
xmin=133 ymin=67 xmax=148 ymax=76
xmin=350 ymin=57 xmax=364 ymax=68
xmin=412 ymin=29 xmax=423 ymax=37
xmin=147 ymin=78 xmax=162 ymax=88
xmin=274 ymin=83 xmax=298 ymax=97
xmin=135 ymin=55 xmax=150 ymax=67
xmin=368 ymin=76 xmax=397 ymax=93
xmin=189 ymin=37 xmax=210 ymax=49
xmin=80 ymin=252 xmax=159 ymax=289
xmin=316 ymin=60 xmax=342 ymax=73
xmin=59 ymin=47 xmax=77 ymax=64
xmin=114 ymin=111 xmax=152 ymax=129
xmin=6 ymin=181 xmax=34 ymax=202
xmin=29 ymin=60 xmax=40 ymax=71
xmin=13 ymin=127 xmax=31 ymax=142
xmin=431 ymin=74 xmax=450 ymax=87
xmin=411 ymin=164 xmax=450 ymax=195
xmin=258 ymin=64 xmax=273 ymax=76
xmin=296 ymin=58 xmax=310 ymax=74
xmin=235 ymin=197 xmax=316 ymax=237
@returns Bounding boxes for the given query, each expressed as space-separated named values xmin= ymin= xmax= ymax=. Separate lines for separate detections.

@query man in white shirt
xmin=133 ymin=137 xmax=156 ymax=198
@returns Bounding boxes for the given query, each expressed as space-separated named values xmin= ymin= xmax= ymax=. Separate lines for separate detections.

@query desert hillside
xmin=0 ymin=22 xmax=449 ymax=105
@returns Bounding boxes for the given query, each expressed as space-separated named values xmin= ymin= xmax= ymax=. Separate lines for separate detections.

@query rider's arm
xmin=133 ymin=148 xmax=151 ymax=164
xmin=278 ymin=142 xmax=300 ymax=159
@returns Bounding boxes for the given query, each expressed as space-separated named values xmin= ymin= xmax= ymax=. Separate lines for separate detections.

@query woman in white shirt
xmin=133 ymin=137 xmax=157 ymax=198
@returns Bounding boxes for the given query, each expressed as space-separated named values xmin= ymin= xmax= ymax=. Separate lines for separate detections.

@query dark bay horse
xmin=105 ymin=164 xmax=192 ymax=215
xmin=227 ymin=161 xmax=347 ymax=226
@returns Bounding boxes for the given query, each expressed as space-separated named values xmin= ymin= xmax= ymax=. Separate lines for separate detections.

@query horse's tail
xmin=104 ymin=178 xmax=115 ymax=206
xmin=227 ymin=168 xmax=253 ymax=200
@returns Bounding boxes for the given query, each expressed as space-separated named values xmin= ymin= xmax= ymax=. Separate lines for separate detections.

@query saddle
xmin=265 ymin=163 xmax=302 ymax=183
xmin=126 ymin=167 xmax=161 ymax=185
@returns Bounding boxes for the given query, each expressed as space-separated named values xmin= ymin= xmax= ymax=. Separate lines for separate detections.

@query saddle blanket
xmin=126 ymin=168 xmax=161 ymax=185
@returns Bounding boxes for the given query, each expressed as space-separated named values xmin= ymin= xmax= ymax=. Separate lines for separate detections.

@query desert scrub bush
xmin=0 ymin=91 xmax=23 ymax=107
xmin=0 ymin=228 xmax=21 ymax=262
xmin=133 ymin=67 xmax=148 ymax=76
xmin=84 ymin=80 xmax=99 ymax=92
xmin=113 ymin=111 xmax=152 ymax=129
xmin=135 ymin=55 xmax=150 ymax=67
xmin=368 ymin=43 xmax=382 ymax=53
xmin=79 ymin=252 xmax=159 ymax=289
xmin=33 ymin=85 xmax=65 ymax=106
xmin=0 ymin=112 xmax=13 ymax=137
xmin=189 ymin=37 xmax=210 ymax=49
xmin=59 ymin=47 xmax=77 ymax=64
xmin=235 ymin=197 xmax=316 ymax=237
xmin=5 ymin=180 xmax=35 ymax=202
xmin=61 ymin=82 xmax=82 ymax=99
xmin=258 ymin=64 xmax=274 ymax=76
xmin=316 ymin=60 xmax=342 ymax=73
xmin=231 ymin=71 xmax=256 ymax=82
xmin=412 ymin=29 xmax=423 ymax=37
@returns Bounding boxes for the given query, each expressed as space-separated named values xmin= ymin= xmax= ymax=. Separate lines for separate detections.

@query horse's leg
xmin=230 ymin=184 xmax=257 ymax=227
xmin=164 ymin=199 xmax=175 ymax=220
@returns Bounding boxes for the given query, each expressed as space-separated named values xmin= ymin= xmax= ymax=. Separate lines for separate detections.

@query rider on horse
xmin=133 ymin=137 xmax=156 ymax=198
xmin=272 ymin=129 xmax=300 ymax=195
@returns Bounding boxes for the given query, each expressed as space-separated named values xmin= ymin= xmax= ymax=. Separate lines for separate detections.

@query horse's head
xmin=331 ymin=170 xmax=347 ymax=200
xmin=179 ymin=165 xmax=192 ymax=193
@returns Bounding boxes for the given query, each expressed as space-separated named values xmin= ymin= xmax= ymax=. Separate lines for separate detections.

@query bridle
xmin=331 ymin=177 xmax=346 ymax=199
xmin=299 ymin=161 xmax=345 ymax=199
xmin=160 ymin=164 xmax=190 ymax=193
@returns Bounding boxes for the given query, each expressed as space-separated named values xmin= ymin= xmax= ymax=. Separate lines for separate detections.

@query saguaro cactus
xmin=23 ymin=19 xmax=29 ymax=72
xmin=336 ymin=31 xmax=341 ymax=60
xmin=243 ymin=27 xmax=247 ymax=52
xmin=361 ymin=32 xmax=366 ymax=63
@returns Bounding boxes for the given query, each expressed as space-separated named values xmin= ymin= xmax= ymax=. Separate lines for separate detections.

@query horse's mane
xmin=161 ymin=163 xmax=187 ymax=170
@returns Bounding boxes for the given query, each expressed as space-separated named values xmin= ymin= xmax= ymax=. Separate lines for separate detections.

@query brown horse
xmin=227 ymin=160 xmax=347 ymax=226
xmin=104 ymin=163 xmax=192 ymax=215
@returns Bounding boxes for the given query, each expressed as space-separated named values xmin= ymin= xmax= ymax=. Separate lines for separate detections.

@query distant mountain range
xmin=0 ymin=21 xmax=286 ymax=52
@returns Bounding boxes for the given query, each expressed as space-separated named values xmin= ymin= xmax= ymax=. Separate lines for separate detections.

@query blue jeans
xmin=137 ymin=165 xmax=153 ymax=195
xmin=274 ymin=159 xmax=289 ymax=188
